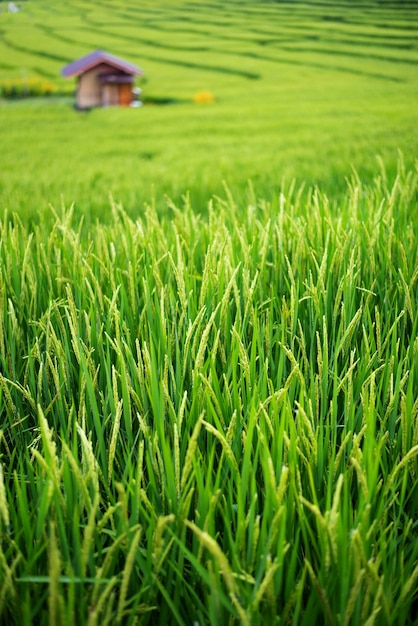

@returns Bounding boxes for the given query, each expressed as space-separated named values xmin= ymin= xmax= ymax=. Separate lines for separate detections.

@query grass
xmin=0 ymin=160 xmax=417 ymax=624
xmin=0 ymin=0 xmax=417 ymax=220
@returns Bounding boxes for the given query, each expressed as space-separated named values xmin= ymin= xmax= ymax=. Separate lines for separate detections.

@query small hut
xmin=61 ymin=50 xmax=143 ymax=109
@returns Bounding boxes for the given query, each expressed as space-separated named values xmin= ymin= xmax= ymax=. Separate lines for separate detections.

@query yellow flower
xmin=193 ymin=90 xmax=215 ymax=104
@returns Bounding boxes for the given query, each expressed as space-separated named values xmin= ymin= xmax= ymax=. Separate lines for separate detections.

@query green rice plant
xmin=0 ymin=160 xmax=417 ymax=624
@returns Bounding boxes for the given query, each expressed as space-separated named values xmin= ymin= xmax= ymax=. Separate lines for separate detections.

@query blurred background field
xmin=0 ymin=0 xmax=417 ymax=221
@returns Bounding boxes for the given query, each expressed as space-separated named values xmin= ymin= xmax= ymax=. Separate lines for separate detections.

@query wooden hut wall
xmin=77 ymin=69 xmax=102 ymax=108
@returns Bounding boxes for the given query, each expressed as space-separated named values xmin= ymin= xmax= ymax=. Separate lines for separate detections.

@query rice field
xmin=1 ymin=0 xmax=418 ymax=624
xmin=0 ymin=0 xmax=417 ymax=220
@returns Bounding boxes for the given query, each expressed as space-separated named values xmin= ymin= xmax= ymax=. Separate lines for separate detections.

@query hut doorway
xmin=102 ymin=83 xmax=119 ymax=107
xmin=119 ymin=83 xmax=132 ymax=106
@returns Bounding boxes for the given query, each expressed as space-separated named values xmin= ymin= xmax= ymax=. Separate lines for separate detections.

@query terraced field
xmin=0 ymin=0 xmax=417 ymax=220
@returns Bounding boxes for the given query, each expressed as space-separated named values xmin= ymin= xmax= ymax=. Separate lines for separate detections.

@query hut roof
xmin=61 ymin=50 xmax=143 ymax=78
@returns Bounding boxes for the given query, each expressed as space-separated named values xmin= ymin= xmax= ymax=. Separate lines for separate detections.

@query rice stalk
xmin=87 ymin=576 xmax=118 ymax=626
xmin=152 ymin=514 xmax=175 ymax=574
xmin=76 ymin=423 xmax=100 ymax=496
xmin=116 ymin=527 xmax=142 ymax=625
xmin=81 ymin=494 xmax=100 ymax=577
xmin=181 ymin=413 xmax=204 ymax=491
xmin=48 ymin=520 xmax=61 ymax=626
xmin=185 ymin=520 xmax=250 ymax=626
xmin=251 ymin=557 xmax=280 ymax=613
xmin=174 ymin=423 xmax=181 ymax=501
xmin=305 ymin=558 xmax=335 ymax=626
xmin=108 ymin=399 xmax=123 ymax=484
xmin=343 ymin=569 xmax=365 ymax=626
xmin=202 ymin=419 xmax=239 ymax=473
xmin=0 ymin=462 xmax=10 ymax=530
xmin=386 ymin=445 xmax=418 ymax=491
xmin=194 ymin=303 xmax=221 ymax=374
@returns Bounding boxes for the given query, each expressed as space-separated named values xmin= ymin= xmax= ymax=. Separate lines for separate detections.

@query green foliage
xmin=0 ymin=165 xmax=417 ymax=624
